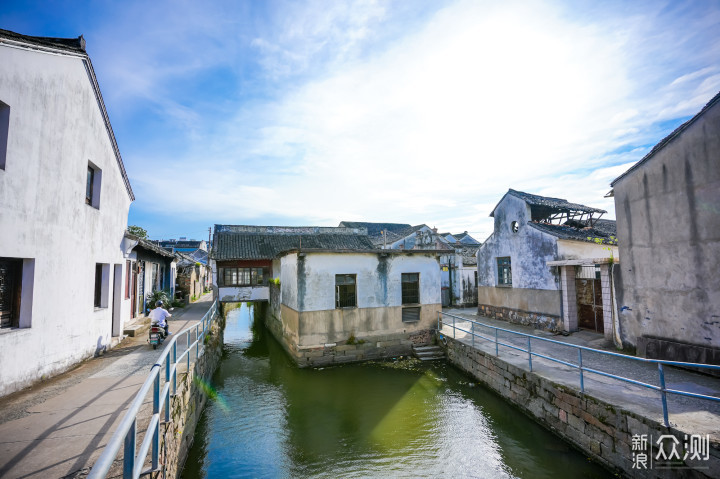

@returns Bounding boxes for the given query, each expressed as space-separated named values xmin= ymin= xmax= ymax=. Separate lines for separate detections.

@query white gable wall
xmin=0 ymin=43 xmax=132 ymax=396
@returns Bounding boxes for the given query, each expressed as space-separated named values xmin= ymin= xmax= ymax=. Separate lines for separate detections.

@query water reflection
xmin=183 ymin=303 xmax=609 ymax=478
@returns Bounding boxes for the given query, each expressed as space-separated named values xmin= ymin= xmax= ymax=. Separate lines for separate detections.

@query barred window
xmin=401 ymin=273 xmax=420 ymax=304
xmin=222 ymin=267 xmax=267 ymax=287
xmin=497 ymin=257 xmax=512 ymax=286
xmin=335 ymin=274 xmax=356 ymax=308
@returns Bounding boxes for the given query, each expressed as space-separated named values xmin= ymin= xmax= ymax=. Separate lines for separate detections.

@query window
xmin=335 ymin=274 xmax=356 ymax=308
xmin=0 ymin=258 xmax=22 ymax=328
xmin=497 ymin=257 xmax=512 ymax=286
xmin=0 ymin=100 xmax=9 ymax=170
xmin=511 ymin=221 xmax=519 ymax=233
xmin=85 ymin=162 xmax=102 ymax=208
xmin=401 ymin=273 xmax=420 ymax=304
xmin=474 ymin=271 xmax=478 ymax=287
xmin=221 ymin=267 xmax=267 ymax=286
xmin=94 ymin=263 xmax=109 ymax=308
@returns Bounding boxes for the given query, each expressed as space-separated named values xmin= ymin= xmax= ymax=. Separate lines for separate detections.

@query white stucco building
xmin=477 ymin=189 xmax=618 ymax=338
xmin=212 ymin=225 xmax=442 ymax=366
xmin=0 ymin=30 xmax=135 ymax=396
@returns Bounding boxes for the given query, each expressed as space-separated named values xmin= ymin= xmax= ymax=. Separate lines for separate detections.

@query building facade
xmin=477 ymin=189 xmax=618 ymax=336
xmin=0 ymin=30 xmax=134 ymax=396
xmin=611 ymin=91 xmax=720 ymax=362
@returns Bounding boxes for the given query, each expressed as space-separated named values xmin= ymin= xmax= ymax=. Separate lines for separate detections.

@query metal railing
xmin=438 ymin=311 xmax=720 ymax=427
xmin=89 ymin=300 xmax=220 ymax=479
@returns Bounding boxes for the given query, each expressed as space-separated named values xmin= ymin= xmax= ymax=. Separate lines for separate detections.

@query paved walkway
xmin=0 ymin=294 xmax=215 ymax=479
xmin=441 ymin=308 xmax=720 ymax=441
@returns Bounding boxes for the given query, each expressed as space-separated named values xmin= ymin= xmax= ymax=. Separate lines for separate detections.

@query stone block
xmin=336 ymin=344 xmax=358 ymax=352
xmin=567 ymin=413 xmax=586 ymax=433
xmin=376 ymin=340 xmax=400 ymax=348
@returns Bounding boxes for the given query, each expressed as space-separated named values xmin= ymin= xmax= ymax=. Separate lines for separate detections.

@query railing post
xmin=471 ymin=321 xmax=475 ymax=349
xmin=658 ymin=363 xmax=670 ymax=427
xmin=452 ymin=315 xmax=455 ymax=339
xmin=123 ymin=419 xmax=136 ymax=479
xmin=196 ymin=324 xmax=200 ymax=359
xmin=527 ymin=336 xmax=532 ymax=372
xmin=578 ymin=349 xmax=585 ymax=393
xmin=172 ymin=342 xmax=177 ymax=395
xmin=152 ymin=374 xmax=159 ymax=470
xmin=495 ymin=328 xmax=499 ymax=356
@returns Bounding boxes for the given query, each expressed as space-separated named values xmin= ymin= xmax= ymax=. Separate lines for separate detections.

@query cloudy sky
xmin=3 ymin=0 xmax=720 ymax=241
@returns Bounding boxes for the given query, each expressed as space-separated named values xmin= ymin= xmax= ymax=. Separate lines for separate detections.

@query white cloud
xmin=121 ymin=0 xmax=720 ymax=239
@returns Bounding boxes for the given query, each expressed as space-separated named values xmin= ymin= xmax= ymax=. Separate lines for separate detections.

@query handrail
xmin=89 ymin=300 xmax=219 ymax=479
xmin=438 ymin=311 xmax=720 ymax=427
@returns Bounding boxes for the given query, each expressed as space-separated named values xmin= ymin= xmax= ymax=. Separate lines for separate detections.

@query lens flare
xmin=194 ymin=376 xmax=229 ymax=413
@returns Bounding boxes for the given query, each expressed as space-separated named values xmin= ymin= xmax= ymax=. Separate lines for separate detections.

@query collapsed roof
xmin=491 ymin=189 xmax=607 ymax=227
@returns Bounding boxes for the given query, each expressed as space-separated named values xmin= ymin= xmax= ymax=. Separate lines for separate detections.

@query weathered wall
xmin=557 ymin=240 xmax=619 ymax=261
xmin=0 ymin=43 xmax=133 ymax=396
xmin=282 ymin=251 xmax=441 ymax=311
xmin=265 ymin=303 xmax=438 ymax=367
xmin=613 ymin=95 xmax=720 ymax=350
xmin=478 ymin=194 xmax=559 ymax=290
xmin=445 ymin=337 xmax=720 ymax=478
xmin=156 ymin=310 xmax=225 ymax=479
xmin=456 ymin=264 xmax=478 ymax=307
xmin=218 ymin=285 xmax=269 ymax=303
xmin=477 ymin=286 xmax=562 ymax=331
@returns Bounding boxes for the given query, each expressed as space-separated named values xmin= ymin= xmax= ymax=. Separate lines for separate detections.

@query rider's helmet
xmin=156 ymin=300 xmax=163 ymax=308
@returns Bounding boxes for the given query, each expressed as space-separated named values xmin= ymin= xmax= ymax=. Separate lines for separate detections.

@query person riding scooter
xmin=149 ymin=300 xmax=172 ymax=338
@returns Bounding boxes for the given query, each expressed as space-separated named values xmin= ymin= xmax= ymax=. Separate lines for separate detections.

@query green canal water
xmin=182 ymin=303 xmax=610 ymax=478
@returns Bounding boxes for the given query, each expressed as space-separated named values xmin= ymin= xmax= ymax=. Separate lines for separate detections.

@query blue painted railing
xmin=438 ymin=311 xmax=720 ymax=427
xmin=88 ymin=300 xmax=219 ymax=479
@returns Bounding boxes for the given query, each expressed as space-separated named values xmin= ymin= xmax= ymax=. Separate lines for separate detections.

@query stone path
xmin=441 ymin=308 xmax=720 ymax=441
xmin=0 ymin=294 xmax=214 ymax=479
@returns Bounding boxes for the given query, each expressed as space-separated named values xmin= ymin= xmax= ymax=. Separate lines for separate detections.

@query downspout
xmin=610 ymin=262 xmax=623 ymax=348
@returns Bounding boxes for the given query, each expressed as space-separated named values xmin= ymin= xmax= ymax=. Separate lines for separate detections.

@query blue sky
xmin=3 ymin=0 xmax=720 ymax=241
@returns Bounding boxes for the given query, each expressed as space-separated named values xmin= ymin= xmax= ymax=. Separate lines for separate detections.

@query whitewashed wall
xmin=0 ymin=42 xmax=133 ymax=396
xmin=281 ymin=252 xmax=441 ymax=312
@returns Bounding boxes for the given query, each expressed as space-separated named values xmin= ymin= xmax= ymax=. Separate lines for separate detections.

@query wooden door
xmin=575 ymin=266 xmax=604 ymax=333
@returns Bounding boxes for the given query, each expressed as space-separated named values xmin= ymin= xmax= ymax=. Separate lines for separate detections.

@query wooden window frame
xmin=221 ymin=267 xmax=267 ymax=287
xmin=497 ymin=257 xmax=512 ymax=286
xmin=401 ymin=273 xmax=420 ymax=305
xmin=335 ymin=274 xmax=357 ymax=308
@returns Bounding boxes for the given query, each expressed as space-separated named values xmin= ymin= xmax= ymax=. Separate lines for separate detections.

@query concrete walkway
xmin=441 ymin=308 xmax=720 ymax=441
xmin=0 ymin=293 xmax=215 ymax=479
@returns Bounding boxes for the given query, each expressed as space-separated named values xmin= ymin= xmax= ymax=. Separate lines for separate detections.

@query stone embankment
xmin=155 ymin=309 xmax=225 ymax=479
xmin=444 ymin=336 xmax=720 ymax=478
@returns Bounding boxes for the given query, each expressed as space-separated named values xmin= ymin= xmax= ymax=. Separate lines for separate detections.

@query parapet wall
xmin=444 ymin=336 xmax=720 ymax=478
xmin=155 ymin=312 xmax=225 ymax=479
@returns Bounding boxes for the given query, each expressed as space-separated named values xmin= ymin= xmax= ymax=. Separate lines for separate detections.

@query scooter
xmin=148 ymin=321 xmax=167 ymax=350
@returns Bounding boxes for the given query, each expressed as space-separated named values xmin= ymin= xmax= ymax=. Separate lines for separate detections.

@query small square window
xmin=335 ymin=274 xmax=356 ymax=308
xmin=497 ymin=257 xmax=512 ymax=286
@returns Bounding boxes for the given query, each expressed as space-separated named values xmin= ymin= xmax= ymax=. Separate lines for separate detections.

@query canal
xmin=183 ymin=303 xmax=610 ymax=478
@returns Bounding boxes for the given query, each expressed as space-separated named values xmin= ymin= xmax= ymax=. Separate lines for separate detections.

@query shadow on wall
xmin=95 ymin=336 xmax=107 ymax=357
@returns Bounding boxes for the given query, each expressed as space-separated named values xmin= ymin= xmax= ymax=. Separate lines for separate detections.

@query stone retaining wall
xmin=154 ymin=312 xmax=225 ymax=479
xmin=477 ymin=303 xmax=561 ymax=332
xmin=445 ymin=336 xmax=720 ymax=478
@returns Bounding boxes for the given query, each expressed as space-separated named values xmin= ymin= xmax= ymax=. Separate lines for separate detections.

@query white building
xmin=477 ymin=189 xmax=618 ymax=338
xmin=211 ymin=225 xmax=442 ymax=366
xmin=0 ymin=30 xmax=134 ymax=396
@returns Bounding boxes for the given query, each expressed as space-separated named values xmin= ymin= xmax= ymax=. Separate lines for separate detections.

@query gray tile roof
xmin=212 ymin=225 xmax=376 ymax=260
xmin=453 ymin=244 xmax=480 ymax=265
xmin=125 ymin=234 xmax=175 ymax=258
xmin=338 ymin=221 xmax=411 ymax=237
xmin=0 ymin=29 xmax=86 ymax=54
xmin=493 ymin=189 xmax=607 ymax=218
xmin=528 ymin=219 xmax=617 ymax=244
xmin=611 ymin=90 xmax=720 ymax=187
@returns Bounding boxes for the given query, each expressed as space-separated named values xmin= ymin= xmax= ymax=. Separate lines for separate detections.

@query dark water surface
xmin=183 ymin=304 xmax=610 ymax=478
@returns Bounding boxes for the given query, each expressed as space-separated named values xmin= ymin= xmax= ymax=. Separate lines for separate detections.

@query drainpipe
xmin=448 ymin=255 xmax=453 ymax=307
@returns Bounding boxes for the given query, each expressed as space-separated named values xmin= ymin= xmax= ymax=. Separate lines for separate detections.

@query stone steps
xmin=412 ymin=345 xmax=445 ymax=361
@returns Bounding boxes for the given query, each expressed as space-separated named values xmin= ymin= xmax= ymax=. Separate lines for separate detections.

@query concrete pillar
xmin=560 ymin=266 xmax=578 ymax=332
xmin=599 ymin=263 xmax=614 ymax=341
